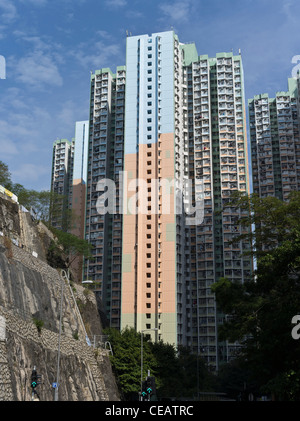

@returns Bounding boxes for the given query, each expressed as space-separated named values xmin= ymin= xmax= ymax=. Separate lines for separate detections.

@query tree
xmin=105 ymin=327 xmax=216 ymax=400
xmin=15 ymin=186 xmax=71 ymax=227
xmin=0 ymin=161 xmax=74 ymax=228
xmin=105 ymin=327 xmax=158 ymax=400
xmin=0 ymin=160 xmax=12 ymax=189
xmin=149 ymin=341 xmax=182 ymax=398
xmin=47 ymin=227 xmax=93 ymax=270
xmin=212 ymin=191 xmax=300 ymax=400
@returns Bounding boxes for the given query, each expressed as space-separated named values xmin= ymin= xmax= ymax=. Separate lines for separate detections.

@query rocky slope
xmin=0 ymin=193 xmax=119 ymax=401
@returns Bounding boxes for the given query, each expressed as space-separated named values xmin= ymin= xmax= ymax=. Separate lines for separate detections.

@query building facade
xmin=249 ymin=76 xmax=300 ymax=201
xmin=50 ymin=138 xmax=74 ymax=230
xmin=71 ymin=120 xmax=89 ymax=240
xmin=183 ymin=50 xmax=252 ymax=369
xmin=81 ymin=30 xmax=252 ymax=371
xmin=121 ymin=31 xmax=190 ymax=347
xmin=84 ymin=67 xmax=126 ymax=329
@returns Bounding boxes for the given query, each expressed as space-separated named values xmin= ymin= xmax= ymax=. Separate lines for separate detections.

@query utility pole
xmin=54 ymin=270 xmax=66 ymax=401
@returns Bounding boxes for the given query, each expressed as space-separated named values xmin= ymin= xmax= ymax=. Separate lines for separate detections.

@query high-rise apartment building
xmin=71 ymin=120 xmax=89 ymax=239
xmin=249 ymin=76 xmax=300 ymax=201
xmin=51 ymin=122 xmax=89 ymax=232
xmin=84 ymin=67 xmax=126 ymax=329
xmin=121 ymin=31 xmax=190 ymax=347
xmin=183 ymin=50 xmax=252 ymax=369
xmin=50 ymin=138 xmax=74 ymax=230
xmin=83 ymin=30 xmax=252 ymax=370
xmin=69 ymin=121 xmax=89 ymax=281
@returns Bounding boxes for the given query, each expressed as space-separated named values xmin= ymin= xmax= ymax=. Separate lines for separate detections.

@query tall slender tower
xmin=183 ymin=52 xmax=252 ymax=370
xmin=121 ymin=31 xmax=189 ymax=345
xmin=69 ymin=121 xmax=89 ymax=281
xmin=50 ymin=138 xmax=73 ymax=230
xmin=71 ymin=120 xmax=89 ymax=240
xmin=84 ymin=67 xmax=126 ymax=329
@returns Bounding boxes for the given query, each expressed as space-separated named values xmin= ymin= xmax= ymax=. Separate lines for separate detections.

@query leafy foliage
xmin=105 ymin=327 xmax=216 ymax=400
xmin=212 ymin=191 xmax=300 ymax=400
xmin=47 ymin=227 xmax=93 ymax=269
xmin=0 ymin=160 xmax=13 ymax=189
xmin=106 ymin=328 xmax=157 ymax=399
xmin=0 ymin=161 xmax=91 ymax=273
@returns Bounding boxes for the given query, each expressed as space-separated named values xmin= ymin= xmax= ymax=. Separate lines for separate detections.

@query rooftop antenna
xmin=126 ymin=30 xmax=128 ymax=37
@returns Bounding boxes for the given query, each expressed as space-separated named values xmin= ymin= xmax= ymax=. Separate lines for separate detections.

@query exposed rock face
xmin=0 ymin=194 xmax=120 ymax=401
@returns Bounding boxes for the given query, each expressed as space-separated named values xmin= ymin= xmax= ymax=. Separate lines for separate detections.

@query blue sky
xmin=0 ymin=0 xmax=299 ymax=191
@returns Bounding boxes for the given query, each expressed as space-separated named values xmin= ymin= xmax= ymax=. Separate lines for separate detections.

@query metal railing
xmin=91 ymin=335 xmax=113 ymax=355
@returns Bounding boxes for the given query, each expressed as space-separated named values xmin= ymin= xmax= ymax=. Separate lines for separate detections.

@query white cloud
xmin=0 ymin=87 xmax=29 ymax=112
xmin=71 ymin=39 xmax=123 ymax=70
xmin=56 ymin=99 xmax=80 ymax=133
xmin=14 ymin=51 xmax=63 ymax=88
xmin=0 ymin=0 xmax=17 ymax=23
xmin=8 ymin=31 xmax=65 ymax=89
xmin=158 ymin=0 xmax=194 ymax=23
xmin=19 ymin=0 xmax=48 ymax=5
xmin=96 ymin=30 xmax=113 ymax=40
xmin=105 ymin=0 xmax=127 ymax=8
xmin=282 ymin=0 xmax=294 ymax=18
xmin=0 ymin=137 xmax=19 ymax=155
xmin=12 ymin=163 xmax=50 ymax=185
xmin=125 ymin=10 xmax=143 ymax=19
